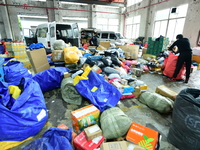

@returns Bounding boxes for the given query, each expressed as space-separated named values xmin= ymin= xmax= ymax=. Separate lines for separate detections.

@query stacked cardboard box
xmin=147 ymin=37 xmax=169 ymax=55
xmin=71 ymin=104 xmax=100 ymax=133
xmin=6 ymin=42 xmax=31 ymax=69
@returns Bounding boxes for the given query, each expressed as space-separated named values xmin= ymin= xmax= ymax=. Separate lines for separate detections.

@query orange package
xmin=126 ymin=122 xmax=160 ymax=150
xmin=71 ymin=104 xmax=100 ymax=133
xmin=57 ymin=124 xmax=77 ymax=144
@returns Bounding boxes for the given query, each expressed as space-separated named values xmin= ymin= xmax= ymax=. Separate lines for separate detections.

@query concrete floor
xmin=9 ymin=70 xmax=200 ymax=150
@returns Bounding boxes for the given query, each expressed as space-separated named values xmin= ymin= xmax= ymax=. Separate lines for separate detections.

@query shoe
xmin=168 ymin=77 xmax=176 ymax=82
xmin=184 ymin=78 xmax=189 ymax=83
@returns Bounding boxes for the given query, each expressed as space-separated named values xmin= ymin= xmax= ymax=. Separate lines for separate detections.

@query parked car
xmin=98 ymin=31 xmax=128 ymax=45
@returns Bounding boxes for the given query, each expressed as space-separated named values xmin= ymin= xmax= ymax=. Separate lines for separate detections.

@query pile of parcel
xmin=0 ymin=39 xmax=200 ymax=150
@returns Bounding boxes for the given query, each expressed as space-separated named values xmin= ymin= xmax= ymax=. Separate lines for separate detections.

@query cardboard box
xmin=84 ymin=124 xmax=102 ymax=141
xmin=126 ymin=141 xmax=146 ymax=150
xmin=192 ymin=55 xmax=200 ymax=63
xmin=125 ymin=51 xmax=131 ymax=59
xmin=73 ymin=131 xmax=104 ymax=150
xmin=26 ymin=48 xmax=50 ymax=73
xmin=121 ymin=79 xmax=128 ymax=86
xmin=117 ymin=45 xmax=139 ymax=59
xmin=133 ymin=86 xmax=141 ymax=98
xmin=64 ymin=72 xmax=71 ymax=78
xmin=100 ymin=141 xmax=127 ymax=150
xmin=126 ymin=122 xmax=159 ymax=150
xmin=142 ymin=54 xmax=156 ymax=61
xmin=142 ymin=48 xmax=147 ymax=55
xmin=190 ymin=66 xmax=197 ymax=73
xmin=155 ymin=85 xmax=178 ymax=100
xmin=91 ymin=65 xmax=102 ymax=74
xmin=71 ymin=104 xmax=100 ymax=133
xmin=112 ymin=81 xmax=123 ymax=93
xmin=99 ymin=41 xmax=110 ymax=49
xmin=51 ymin=50 xmax=64 ymax=61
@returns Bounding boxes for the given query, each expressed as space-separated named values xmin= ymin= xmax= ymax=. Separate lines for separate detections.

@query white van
xmin=24 ymin=21 xmax=80 ymax=54
xmin=97 ymin=31 xmax=128 ymax=45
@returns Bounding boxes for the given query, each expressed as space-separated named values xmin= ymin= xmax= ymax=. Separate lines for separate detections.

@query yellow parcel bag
xmin=64 ymin=47 xmax=79 ymax=64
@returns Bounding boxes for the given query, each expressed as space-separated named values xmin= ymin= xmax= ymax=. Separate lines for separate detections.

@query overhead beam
xmin=59 ymin=0 xmax=125 ymax=7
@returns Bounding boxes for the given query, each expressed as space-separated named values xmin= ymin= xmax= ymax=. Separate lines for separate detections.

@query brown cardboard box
xmin=88 ymin=46 xmax=97 ymax=50
xmin=142 ymin=54 xmax=156 ymax=61
xmin=84 ymin=124 xmax=102 ymax=141
xmin=125 ymin=51 xmax=131 ymax=59
xmin=121 ymin=79 xmax=128 ymax=86
xmin=190 ymin=66 xmax=197 ymax=73
xmin=142 ymin=48 xmax=147 ymax=55
xmin=112 ymin=81 xmax=123 ymax=93
xmin=26 ymin=48 xmax=50 ymax=73
xmin=133 ymin=86 xmax=141 ymax=98
xmin=51 ymin=50 xmax=64 ymax=62
xmin=192 ymin=55 xmax=200 ymax=63
xmin=100 ymin=141 xmax=127 ymax=150
xmin=99 ymin=41 xmax=110 ymax=49
xmin=126 ymin=141 xmax=146 ymax=150
xmin=117 ymin=45 xmax=139 ymax=59
xmin=155 ymin=85 xmax=178 ymax=100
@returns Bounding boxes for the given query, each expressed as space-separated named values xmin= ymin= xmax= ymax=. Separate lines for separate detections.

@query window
xmin=50 ymin=27 xmax=55 ymax=37
xmin=61 ymin=30 xmax=67 ymax=37
xmin=102 ymin=33 xmax=108 ymax=39
xmin=73 ymin=28 xmax=79 ymax=38
xmin=153 ymin=4 xmax=188 ymax=42
xmin=97 ymin=18 xmax=119 ymax=32
xmin=125 ymin=15 xmax=141 ymax=39
xmin=37 ymin=28 xmax=48 ymax=38
xmin=110 ymin=33 xmax=117 ymax=39
xmin=127 ymin=0 xmax=143 ymax=7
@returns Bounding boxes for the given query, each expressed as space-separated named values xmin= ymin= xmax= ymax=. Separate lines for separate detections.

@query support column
xmin=0 ymin=0 xmax=13 ymax=40
xmin=88 ymin=4 xmax=93 ymax=28
xmin=46 ymin=0 xmax=55 ymax=22
xmin=6 ymin=0 xmax=21 ymax=40
xmin=54 ymin=0 xmax=63 ymax=23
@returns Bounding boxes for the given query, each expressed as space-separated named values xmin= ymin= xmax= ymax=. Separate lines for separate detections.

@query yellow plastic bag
xmin=64 ymin=47 xmax=79 ymax=64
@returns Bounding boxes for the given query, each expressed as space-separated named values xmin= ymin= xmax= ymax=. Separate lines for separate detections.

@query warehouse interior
xmin=0 ymin=0 xmax=200 ymax=150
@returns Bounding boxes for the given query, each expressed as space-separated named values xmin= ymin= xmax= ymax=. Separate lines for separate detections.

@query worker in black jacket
xmin=168 ymin=34 xmax=192 ymax=83
xmin=89 ymin=32 xmax=100 ymax=48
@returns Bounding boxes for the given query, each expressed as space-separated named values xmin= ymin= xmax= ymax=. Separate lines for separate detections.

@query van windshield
xmin=116 ymin=33 xmax=125 ymax=39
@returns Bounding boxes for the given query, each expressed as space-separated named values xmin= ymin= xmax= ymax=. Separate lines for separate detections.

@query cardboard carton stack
xmin=6 ymin=42 xmax=31 ymax=69
xmin=147 ymin=37 xmax=169 ymax=55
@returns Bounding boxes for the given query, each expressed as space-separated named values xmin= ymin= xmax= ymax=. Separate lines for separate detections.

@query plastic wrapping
xmin=168 ymin=88 xmax=200 ymax=150
xmin=100 ymin=107 xmax=132 ymax=139
xmin=139 ymin=91 xmax=174 ymax=113
xmin=53 ymin=40 xmax=66 ymax=50
xmin=61 ymin=77 xmax=82 ymax=105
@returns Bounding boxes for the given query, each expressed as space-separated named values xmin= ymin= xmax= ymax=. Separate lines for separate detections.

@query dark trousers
xmin=173 ymin=51 xmax=192 ymax=79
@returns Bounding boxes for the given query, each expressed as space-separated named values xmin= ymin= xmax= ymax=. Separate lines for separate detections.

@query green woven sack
xmin=100 ymin=107 xmax=132 ymax=139
xmin=139 ymin=91 xmax=174 ymax=113
xmin=61 ymin=77 xmax=82 ymax=105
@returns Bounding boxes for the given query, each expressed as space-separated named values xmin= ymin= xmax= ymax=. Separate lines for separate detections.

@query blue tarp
xmin=22 ymin=128 xmax=73 ymax=150
xmin=3 ymin=60 xmax=32 ymax=85
xmin=0 ymin=78 xmax=48 ymax=141
xmin=75 ymin=67 xmax=122 ymax=112
xmin=33 ymin=67 xmax=70 ymax=92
